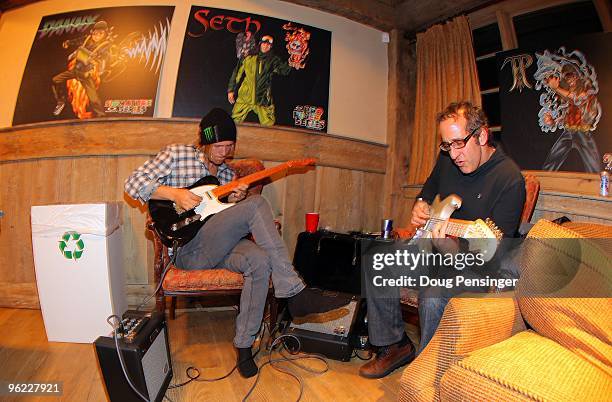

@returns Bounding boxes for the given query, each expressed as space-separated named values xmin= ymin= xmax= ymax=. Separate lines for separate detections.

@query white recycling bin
xmin=31 ymin=203 xmax=127 ymax=343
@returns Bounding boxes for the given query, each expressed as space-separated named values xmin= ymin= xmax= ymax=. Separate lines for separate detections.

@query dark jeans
xmin=365 ymin=285 xmax=449 ymax=354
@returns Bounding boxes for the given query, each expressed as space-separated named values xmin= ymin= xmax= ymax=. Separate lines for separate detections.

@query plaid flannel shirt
xmin=124 ymin=144 xmax=235 ymax=204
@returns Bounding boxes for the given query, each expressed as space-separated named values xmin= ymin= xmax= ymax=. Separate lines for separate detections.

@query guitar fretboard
xmin=424 ymin=217 xmax=471 ymax=237
xmin=211 ymin=159 xmax=314 ymax=198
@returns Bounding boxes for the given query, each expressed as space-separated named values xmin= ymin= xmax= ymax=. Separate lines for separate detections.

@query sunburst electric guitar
xmin=409 ymin=194 xmax=503 ymax=262
xmin=149 ymin=158 xmax=316 ymax=247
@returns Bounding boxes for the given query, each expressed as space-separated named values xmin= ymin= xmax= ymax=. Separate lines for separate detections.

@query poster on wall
xmin=497 ymin=32 xmax=610 ymax=173
xmin=173 ymin=6 xmax=331 ymax=132
xmin=12 ymin=6 xmax=174 ymax=126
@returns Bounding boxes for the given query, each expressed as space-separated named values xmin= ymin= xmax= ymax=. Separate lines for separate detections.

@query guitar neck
xmin=211 ymin=162 xmax=293 ymax=198
xmin=425 ymin=218 xmax=472 ymax=238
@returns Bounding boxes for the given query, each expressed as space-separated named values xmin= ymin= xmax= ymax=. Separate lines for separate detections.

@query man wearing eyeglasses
xmin=359 ymin=101 xmax=525 ymax=379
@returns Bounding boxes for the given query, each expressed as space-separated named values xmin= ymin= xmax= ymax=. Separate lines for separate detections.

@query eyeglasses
xmin=439 ymin=126 xmax=481 ymax=152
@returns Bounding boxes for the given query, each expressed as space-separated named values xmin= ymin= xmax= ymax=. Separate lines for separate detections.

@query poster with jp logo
xmin=497 ymin=32 xmax=610 ymax=173
xmin=12 ymin=6 xmax=174 ymax=125
xmin=173 ymin=6 xmax=331 ymax=132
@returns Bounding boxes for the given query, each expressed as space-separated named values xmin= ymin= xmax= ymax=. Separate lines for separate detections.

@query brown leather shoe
xmin=359 ymin=340 xmax=415 ymax=379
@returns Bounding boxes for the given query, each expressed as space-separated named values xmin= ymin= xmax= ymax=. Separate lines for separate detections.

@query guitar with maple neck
xmin=149 ymin=158 xmax=316 ymax=247
xmin=409 ymin=194 xmax=503 ymax=262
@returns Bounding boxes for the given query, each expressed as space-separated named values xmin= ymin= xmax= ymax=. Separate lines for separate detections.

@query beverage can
xmin=381 ymin=219 xmax=393 ymax=239
xmin=600 ymin=171 xmax=609 ymax=197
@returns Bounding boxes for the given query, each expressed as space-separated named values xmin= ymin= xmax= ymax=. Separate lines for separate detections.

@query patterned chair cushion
xmin=162 ymin=267 xmax=245 ymax=292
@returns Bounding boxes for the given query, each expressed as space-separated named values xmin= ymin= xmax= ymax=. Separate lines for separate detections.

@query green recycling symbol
xmin=58 ymin=231 xmax=85 ymax=260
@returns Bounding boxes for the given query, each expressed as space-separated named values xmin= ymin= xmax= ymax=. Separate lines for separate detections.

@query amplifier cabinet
xmin=94 ymin=311 xmax=172 ymax=402
xmin=293 ymin=230 xmax=375 ymax=295
xmin=283 ymin=293 xmax=368 ymax=361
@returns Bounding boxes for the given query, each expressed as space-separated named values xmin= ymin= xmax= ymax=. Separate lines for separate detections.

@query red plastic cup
xmin=305 ymin=212 xmax=320 ymax=233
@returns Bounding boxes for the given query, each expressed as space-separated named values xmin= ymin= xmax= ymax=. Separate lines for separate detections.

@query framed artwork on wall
xmin=13 ymin=6 xmax=175 ymax=125
xmin=498 ymin=32 xmax=610 ymax=173
xmin=173 ymin=5 xmax=331 ymax=132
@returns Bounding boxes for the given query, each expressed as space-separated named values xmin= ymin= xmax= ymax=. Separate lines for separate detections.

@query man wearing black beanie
xmin=125 ymin=108 xmax=346 ymax=378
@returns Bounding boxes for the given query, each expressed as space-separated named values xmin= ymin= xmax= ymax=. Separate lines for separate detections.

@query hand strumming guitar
xmin=431 ymin=220 xmax=460 ymax=254
xmin=151 ymin=186 xmax=202 ymax=211
xmin=172 ymin=188 xmax=203 ymax=211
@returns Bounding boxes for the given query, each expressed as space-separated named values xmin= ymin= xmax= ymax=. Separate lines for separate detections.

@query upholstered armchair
xmin=399 ymin=220 xmax=612 ymax=401
xmin=147 ymin=159 xmax=278 ymax=327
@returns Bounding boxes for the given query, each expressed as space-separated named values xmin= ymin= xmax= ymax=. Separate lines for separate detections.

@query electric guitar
xmin=148 ymin=158 xmax=316 ymax=247
xmin=410 ymin=194 xmax=503 ymax=262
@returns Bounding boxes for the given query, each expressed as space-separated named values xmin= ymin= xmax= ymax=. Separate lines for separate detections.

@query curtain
xmin=407 ymin=16 xmax=481 ymax=184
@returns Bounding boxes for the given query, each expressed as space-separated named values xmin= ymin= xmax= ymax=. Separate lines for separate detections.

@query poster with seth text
xmin=173 ymin=6 xmax=331 ymax=132
xmin=13 ymin=6 xmax=174 ymax=125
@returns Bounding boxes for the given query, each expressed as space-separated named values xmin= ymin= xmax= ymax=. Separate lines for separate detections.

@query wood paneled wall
xmin=401 ymin=170 xmax=612 ymax=227
xmin=0 ymin=119 xmax=386 ymax=308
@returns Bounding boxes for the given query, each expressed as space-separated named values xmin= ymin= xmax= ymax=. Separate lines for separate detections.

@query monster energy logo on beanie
xmin=199 ymin=108 xmax=237 ymax=145
xmin=202 ymin=125 xmax=217 ymax=143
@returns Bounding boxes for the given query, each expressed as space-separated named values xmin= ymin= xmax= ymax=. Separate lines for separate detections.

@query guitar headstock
xmin=286 ymin=158 xmax=317 ymax=168
xmin=465 ymin=218 xmax=503 ymax=240
xmin=484 ymin=218 xmax=503 ymax=240
xmin=464 ymin=218 xmax=503 ymax=262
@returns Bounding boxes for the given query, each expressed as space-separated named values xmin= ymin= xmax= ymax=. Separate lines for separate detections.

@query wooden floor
xmin=0 ymin=307 xmax=419 ymax=402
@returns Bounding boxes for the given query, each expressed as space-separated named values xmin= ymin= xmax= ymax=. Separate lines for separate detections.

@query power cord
xmin=167 ymin=320 xmax=266 ymax=389
xmin=241 ymin=334 xmax=329 ymax=402
xmin=136 ymin=242 xmax=180 ymax=311
xmin=106 ymin=315 xmax=151 ymax=402
xmin=165 ymin=316 xmax=329 ymax=402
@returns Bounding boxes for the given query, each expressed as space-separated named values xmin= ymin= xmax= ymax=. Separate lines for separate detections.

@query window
xmin=472 ymin=23 xmax=502 ymax=131
xmin=472 ymin=23 xmax=502 ymax=57
xmin=514 ymin=1 xmax=603 ymax=48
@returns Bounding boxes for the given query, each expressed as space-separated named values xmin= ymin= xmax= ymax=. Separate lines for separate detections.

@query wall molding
xmin=0 ymin=118 xmax=387 ymax=173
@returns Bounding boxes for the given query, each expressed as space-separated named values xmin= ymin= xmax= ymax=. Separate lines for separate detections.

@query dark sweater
xmin=418 ymin=147 xmax=525 ymax=238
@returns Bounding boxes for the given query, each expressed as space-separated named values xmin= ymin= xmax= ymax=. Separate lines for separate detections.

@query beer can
xmin=600 ymin=170 xmax=609 ymax=197
xmin=381 ymin=219 xmax=393 ymax=239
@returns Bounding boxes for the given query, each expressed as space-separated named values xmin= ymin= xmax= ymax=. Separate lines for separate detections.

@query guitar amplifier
xmin=94 ymin=311 xmax=172 ymax=402
xmin=293 ymin=230 xmax=376 ymax=295
xmin=282 ymin=292 xmax=367 ymax=361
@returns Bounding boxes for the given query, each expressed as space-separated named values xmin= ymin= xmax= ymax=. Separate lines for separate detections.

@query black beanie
xmin=199 ymin=108 xmax=237 ymax=145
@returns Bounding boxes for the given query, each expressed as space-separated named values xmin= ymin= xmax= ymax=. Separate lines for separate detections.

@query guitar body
xmin=148 ymin=176 xmax=233 ymax=248
xmin=410 ymin=194 xmax=502 ymax=262
xmin=411 ymin=195 xmax=462 ymax=240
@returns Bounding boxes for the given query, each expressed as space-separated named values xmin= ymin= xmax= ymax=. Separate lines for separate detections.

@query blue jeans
xmin=365 ymin=289 xmax=449 ymax=354
xmin=175 ymin=195 xmax=305 ymax=348
xmin=417 ymin=294 xmax=450 ymax=352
